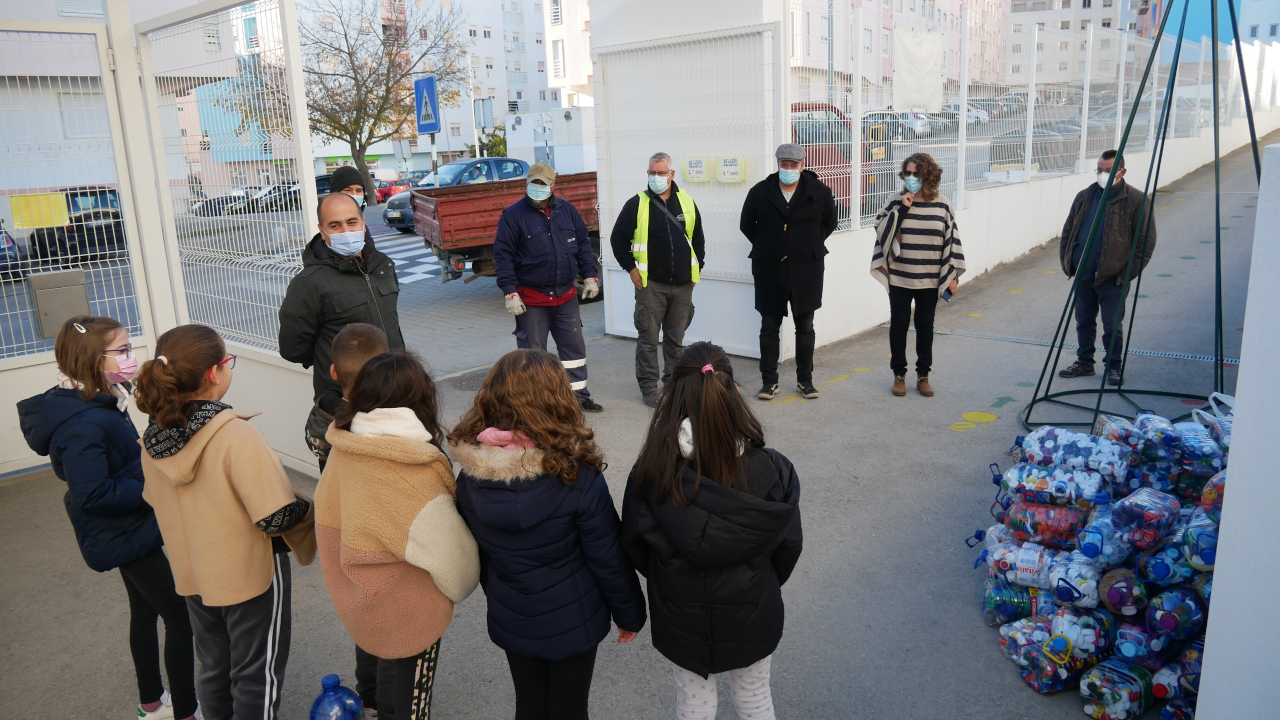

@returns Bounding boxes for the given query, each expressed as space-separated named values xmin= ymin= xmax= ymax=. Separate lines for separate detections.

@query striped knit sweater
xmin=870 ymin=193 xmax=966 ymax=294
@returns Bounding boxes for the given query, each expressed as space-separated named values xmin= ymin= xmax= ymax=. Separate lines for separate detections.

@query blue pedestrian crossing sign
xmin=415 ymin=76 xmax=440 ymax=135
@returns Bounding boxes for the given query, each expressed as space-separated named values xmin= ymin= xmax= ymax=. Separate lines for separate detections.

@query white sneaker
xmin=137 ymin=691 xmax=175 ymax=720
xmin=365 ymin=710 xmax=379 ymax=720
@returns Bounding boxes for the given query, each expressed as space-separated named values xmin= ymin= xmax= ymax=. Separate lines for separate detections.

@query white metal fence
xmin=141 ymin=0 xmax=310 ymax=351
xmin=0 ymin=29 xmax=144 ymax=359
xmin=787 ymin=0 xmax=1280 ymax=228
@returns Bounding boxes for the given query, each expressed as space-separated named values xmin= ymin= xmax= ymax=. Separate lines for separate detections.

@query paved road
xmin=0 ymin=135 xmax=1265 ymax=719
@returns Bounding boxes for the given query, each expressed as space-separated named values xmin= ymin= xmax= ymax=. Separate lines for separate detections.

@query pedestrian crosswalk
xmin=371 ymin=231 xmax=463 ymax=285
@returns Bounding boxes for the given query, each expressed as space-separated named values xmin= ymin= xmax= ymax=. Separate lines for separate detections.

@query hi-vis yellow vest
xmin=632 ymin=189 xmax=698 ymax=287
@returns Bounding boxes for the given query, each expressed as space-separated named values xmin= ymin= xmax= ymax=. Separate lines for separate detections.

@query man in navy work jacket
xmin=494 ymin=162 xmax=604 ymax=412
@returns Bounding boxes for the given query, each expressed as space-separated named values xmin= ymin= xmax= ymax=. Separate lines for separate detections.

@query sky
xmin=1162 ymin=0 xmax=1240 ymax=43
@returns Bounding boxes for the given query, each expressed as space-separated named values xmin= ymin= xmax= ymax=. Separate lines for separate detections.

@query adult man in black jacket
xmin=1057 ymin=150 xmax=1158 ymax=386
xmin=278 ymin=193 xmax=404 ymax=452
xmin=739 ymin=144 xmax=838 ymax=401
xmin=609 ymin=152 xmax=706 ymax=407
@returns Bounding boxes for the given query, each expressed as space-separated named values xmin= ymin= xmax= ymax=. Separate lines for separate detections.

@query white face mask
xmin=327 ymin=229 xmax=365 ymax=257
xmin=648 ymin=174 xmax=670 ymax=194
xmin=1097 ymin=172 xmax=1111 ymax=189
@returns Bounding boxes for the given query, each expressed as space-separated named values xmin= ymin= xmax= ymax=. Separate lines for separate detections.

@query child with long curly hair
xmin=449 ymin=348 xmax=646 ymax=720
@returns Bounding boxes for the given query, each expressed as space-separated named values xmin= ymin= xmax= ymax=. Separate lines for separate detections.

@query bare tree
xmin=300 ymin=0 xmax=468 ymax=197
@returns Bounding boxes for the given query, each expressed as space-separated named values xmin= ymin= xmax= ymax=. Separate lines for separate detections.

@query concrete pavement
xmin=0 ymin=134 xmax=1266 ymax=719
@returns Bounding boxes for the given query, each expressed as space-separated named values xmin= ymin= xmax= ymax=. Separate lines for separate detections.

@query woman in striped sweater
xmin=870 ymin=153 xmax=965 ymax=397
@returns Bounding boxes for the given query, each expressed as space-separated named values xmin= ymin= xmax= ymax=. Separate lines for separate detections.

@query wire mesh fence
xmin=0 ymin=30 xmax=144 ymax=359
xmin=145 ymin=0 xmax=308 ymax=352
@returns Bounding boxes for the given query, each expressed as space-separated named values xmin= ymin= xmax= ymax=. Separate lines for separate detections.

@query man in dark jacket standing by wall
xmin=740 ymin=143 xmax=838 ymax=401
xmin=1058 ymin=150 xmax=1158 ymax=386
xmin=494 ymin=162 xmax=604 ymax=413
xmin=609 ymin=151 xmax=706 ymax=407
xmin=279 ymin=192 xmax=404 ymax=447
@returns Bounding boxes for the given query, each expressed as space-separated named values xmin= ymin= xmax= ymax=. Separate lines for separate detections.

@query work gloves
xmin=504 ymin=293 xmax=527 ymax=316
xmin=581 ymin=278 xmax=599 ymax=300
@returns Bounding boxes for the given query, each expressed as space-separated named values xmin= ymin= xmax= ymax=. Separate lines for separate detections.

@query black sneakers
xmin=757 ymin=383 xmax=779 ymax=400
xmin=578 ymin=397 xmax=604 ymax=413
xmin=1058 ymin=361 xmax=1097 ymax=378
xmin=797 ymin=383 xmax=820 ymax=399
xmin=1107 ymin=367 xmax=1123 ymax=386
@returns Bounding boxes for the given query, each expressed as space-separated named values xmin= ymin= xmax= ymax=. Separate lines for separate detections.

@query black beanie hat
xmin=330 ymin=166 xmax=365 ymax=193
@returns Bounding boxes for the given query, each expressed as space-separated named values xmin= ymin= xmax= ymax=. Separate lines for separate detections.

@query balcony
xmin=507 ymin=70 xmax=528 ymax=85
xmin=503 ymin=11 xmax=523 ymax=26
xmin=506 ymin=40 xmax=525 ymax=54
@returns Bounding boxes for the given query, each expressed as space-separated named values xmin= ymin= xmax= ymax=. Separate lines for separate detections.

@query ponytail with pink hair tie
xmin=702 ymin=364 xmax=714 ymax=375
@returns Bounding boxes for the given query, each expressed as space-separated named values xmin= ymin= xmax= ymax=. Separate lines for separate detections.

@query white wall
xmin=1196 ymin=142 xmax=1280 ymax=720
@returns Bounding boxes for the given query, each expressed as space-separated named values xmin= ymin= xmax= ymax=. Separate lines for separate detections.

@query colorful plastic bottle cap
xmin=1153 ymin=683 xmax=1170 ymax=698
xmin=1118 ymin=640 xmax=1140 ymax=657
xmin=1200 ymin=548 xmax=1216 ymax=565
xmin=1081 ymin=540 xmax=1101 ymax=557
xmin=1153 ymin=561 xmax=1171 ymax=579
xmin=322 ymin=673 xmax=341 ymax=688
xmin=1158 ymin=612 xmax=1179 ymax=632
xmin=1108 ymin=586 xmax=1128 ymax=605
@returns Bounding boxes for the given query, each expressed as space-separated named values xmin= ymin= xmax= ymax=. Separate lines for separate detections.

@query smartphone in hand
xmin=942 ymin=287 xmax=954 ymax=302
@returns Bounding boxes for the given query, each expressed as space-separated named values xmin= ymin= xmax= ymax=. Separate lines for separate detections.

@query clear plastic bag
xmin=1112 ymin=488 xmax=1182 ymax=548
xmin=1049 ymin=606 xmax=1116 ymax=659
xmin=1002 ymin=501 xmax=1088 ymax=549
xmin=1146 ymin=588 xmax=1206 ymax=642
xmin=1124 ymin=459 xmax=1181 ymax=494
xmin=1115 ymin=621 xmax=1169 ymax=663
xmin=1182 ymin=506 xmax=1218 ymax=571
xmin=1177 ymin=638 xmax=1204 ymax=696
xmin=1174 ymin=422 xmax=1226 ymax=481
xmin=1080 ymin=657 xmax=1154 ymax=720
xmin=999 ymin=615 xmax=1053 ymax=665
xmin=1022 ymin=426 xmax=1133 ymax=481
xmin=1191 ymin=572 xmax=1212 ymax=607
xmin=1076 ymin=496 xmax=1135 ymax=570
xmin=1002 ymin=463 xmax=1106 ymax=508
xmin=1100 ymin=568 xmax=1150 ymax=618
xmin=1094 ymin=414 xmax=1145 ymax=457
xmin=1199 ymin=471 xmax=1225 ymax=525
xmin=988 ymin=541 xmax=1062 ymax=589
xmin=1050 ymin=551 xmax=1102 ymax=608
xmin=1160 ymin=697 xmax=1197 ymax=720
xmin=1136 ymin=512 xmax=1197 ymax=587
xmin=981 ymin=577 xmax=1056 ymax=627
xmin=1134 ymin=414 xmax=1183 ymax=463
xmin=1151 ymin=663 xmax=1183 ymax=701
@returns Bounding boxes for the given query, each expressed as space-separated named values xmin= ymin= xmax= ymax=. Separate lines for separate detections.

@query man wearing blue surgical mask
xmin=279 ymin=192 xmax=405 ymax=457
xmin=493 ymin=162 xmax=604 ymax=413
xmin=608 ymin=151 xmax=706 ymax=407
xmin=740 ymin=143 xmax=837 ymax=401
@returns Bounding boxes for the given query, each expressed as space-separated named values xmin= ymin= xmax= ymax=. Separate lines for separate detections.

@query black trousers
xmin=515 ymin=298 xmax=590 ymax=400
xmin=185 ymin=553 xmax=291 ymax=720
xmin=505 ymin=647 xmax=598 ymax=720
xmin=391 ymin=640 xmax=442 ymax=720
xmin=355 ymin=644 xmax=394 ymax=713
xmin=1074 ymin=277 xmax=1128 ymax=370
xmin=888 ymin=285 xmax=939 ymax=376
xmin=119 ymin=547 xmax=197 ymax=718
xmin=759 ymin=310 xmax=816 ymax=386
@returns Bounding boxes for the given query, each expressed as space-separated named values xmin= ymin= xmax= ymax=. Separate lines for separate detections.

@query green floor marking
xmin=1157 ymin=273 xmax=1173 ymax=277
xmin=1015 ymin=381 xmax=1035 ymax=387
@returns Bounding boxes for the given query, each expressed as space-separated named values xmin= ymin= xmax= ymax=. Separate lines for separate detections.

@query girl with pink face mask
xmin=17 ymin=315 xmax=199 ymax=720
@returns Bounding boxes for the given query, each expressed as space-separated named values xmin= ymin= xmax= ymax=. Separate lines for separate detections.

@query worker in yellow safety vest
xmin=608 ymin=151 xmax=706 ymax=408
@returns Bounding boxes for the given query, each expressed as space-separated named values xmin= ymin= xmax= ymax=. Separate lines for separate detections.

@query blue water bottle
xmin=309 ymin=674 xmax=364 ymax=720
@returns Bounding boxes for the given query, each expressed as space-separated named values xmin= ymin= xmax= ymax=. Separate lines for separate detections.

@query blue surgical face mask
xmin=779 ymin=168 xmax=801 ymax=185
xmin=327 ymin=229 xmax=365 ymax=257
xmin=904 ymin=176 xmax=923 ymax=193
xmin=648 ymin=174 xmax=670 ymax=194
xmin=526 ymin=182 xmax=552 ymax=202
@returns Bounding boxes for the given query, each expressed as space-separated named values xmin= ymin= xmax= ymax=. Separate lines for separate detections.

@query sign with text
xmin=717 ymin=156 xmax=745 ymax=183
xmin=414 ymin=76 xmax=440 ymax=135
xmin=683 ymin=157 xmax=709 ymax=183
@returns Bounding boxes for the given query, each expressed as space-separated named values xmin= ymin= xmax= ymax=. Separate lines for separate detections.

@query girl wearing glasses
xmin=870 ymin=152 xmax=966 ymax=398
xmin=18 ymin=316 xmax=199 ymax=720
xmin=134 ymin=324 xmax=316 ymax=720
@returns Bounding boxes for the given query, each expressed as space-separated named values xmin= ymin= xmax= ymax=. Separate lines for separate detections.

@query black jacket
xmin=452 ymin=441 xmax=647 ymax=662
xmin=609 ymin=183 xmax=706 ymax=287
xmin=278 ymin=233 xmax=404 ymax=400
xmin=1059 ymin=180 xmax=1158 ymax=285
xmin=17 ymin=388 xmax=163 ymax=572
xmin=494 ymin=196 xmax=598 ymax=298
xmin=621 ymin=447 xmax=803 ymax=677
xmin=739 ymin=171 xmax=838 ymax=316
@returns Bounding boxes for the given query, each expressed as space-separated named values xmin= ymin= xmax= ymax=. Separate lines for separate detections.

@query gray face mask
xmin=327 ymin=229 xmax=365 ymax=257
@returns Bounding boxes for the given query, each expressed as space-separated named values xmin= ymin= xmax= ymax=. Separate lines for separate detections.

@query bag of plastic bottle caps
xmin=989 ymin=541 xmax=1062 ymax=588
xmin=999 ymin=615 xmax=1053 ymax=665
xmin=1100 ymin=568 xmax=1150 ymax=617
xmin=1181 ymin=507 xmax=1218 ymax=571
xmin=1115 ymin=621 xmax=1167 ymax=663
xmin=982 ymin=577 xmax=1056 ymax=627
xmin=1049 ymin=606 xmax=1115 ymax=659
xmin=1002 ymin=501 xmax=1087 ymax=549
xmin=1125 ymin=460 xmax=1180 ymax=494
xmin=1199 ymin=471 xmax=1225 ymax=524
xmin=1191 ymin=572 xmax=1212 ymax=606
xmin=1151 ymin=663 xmax=1183 ymax=701
xmin=1049 ymin=551 xmax=1102 ymax=607
xmin=1174 ymin=422 xmax=1225 ymax=480
xmin=1076 ymin=494 xmax=1134 ymax=570
xmin=1080 ymin=656 xmax=1154 ymax=720
xmin=981 ymin=522 xmax=1016 ymax=551
xmin=1002 ymin=463 xmax=1106 ymax=508
xmin=1094 ymin=414 xmax=1145 ymax=458
xmin=1136 ymin=537 xmax=1196 ymax=587
xmin=1160 ymin=697 xmax=1196 ymax=720
xmin=1022 ymin=426 xmax=1133 ymax=481
xmin=1017 ymin=641 xmax=1101 ymax=694
xmin=1134 ymin=414 xmax=1183 ymax=463
xmin=1177 ymin=638 xmax=1204 ymax=696
xmin=1146 ymin=588 xmax=1206 ymax=642
xmin=1112 ymin=488 xmax=1182 ymax=548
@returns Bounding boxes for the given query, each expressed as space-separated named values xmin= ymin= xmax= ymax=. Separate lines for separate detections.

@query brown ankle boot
xmin=892 ymin=375 xmax=907 ymax=396
xmin=917 ymin=374 xmax=934 ymax=397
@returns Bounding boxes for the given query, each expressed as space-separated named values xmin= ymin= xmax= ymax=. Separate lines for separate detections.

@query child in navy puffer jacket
xmin=18 ymin=316 xmax=197 ymax=720
xmin=450 ymin=348 xmax=645 ymax=720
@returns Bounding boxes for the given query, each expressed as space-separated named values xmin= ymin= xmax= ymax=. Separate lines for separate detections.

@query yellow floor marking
xmin=951 ymin=421 xmax=977 ymax=429
xmin=1159 ymin=206 xmax=1170 ymax=209
xmin=1010 ymin=289 xmax=1024 ymax=293
xmin=829 ymin=374 xmax=851 ymax=383
xmin=963 ymin=411 xmax=999 ymax=423
xmin=772 ymin=395 xmax=796 ymax=405
xmin=853 ymin=367 xmax=871 ymax=372
xmin=1044 ymin=270 xmax=1057 ymax=274
xmin=949 ymin=425 xmax=972 ymax=432
xmin=968 ymin=313 xmax=983 ymax=317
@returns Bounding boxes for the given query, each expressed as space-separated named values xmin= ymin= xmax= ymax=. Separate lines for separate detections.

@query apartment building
xmin=543 ymin=0 xmax=593 ymax=106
